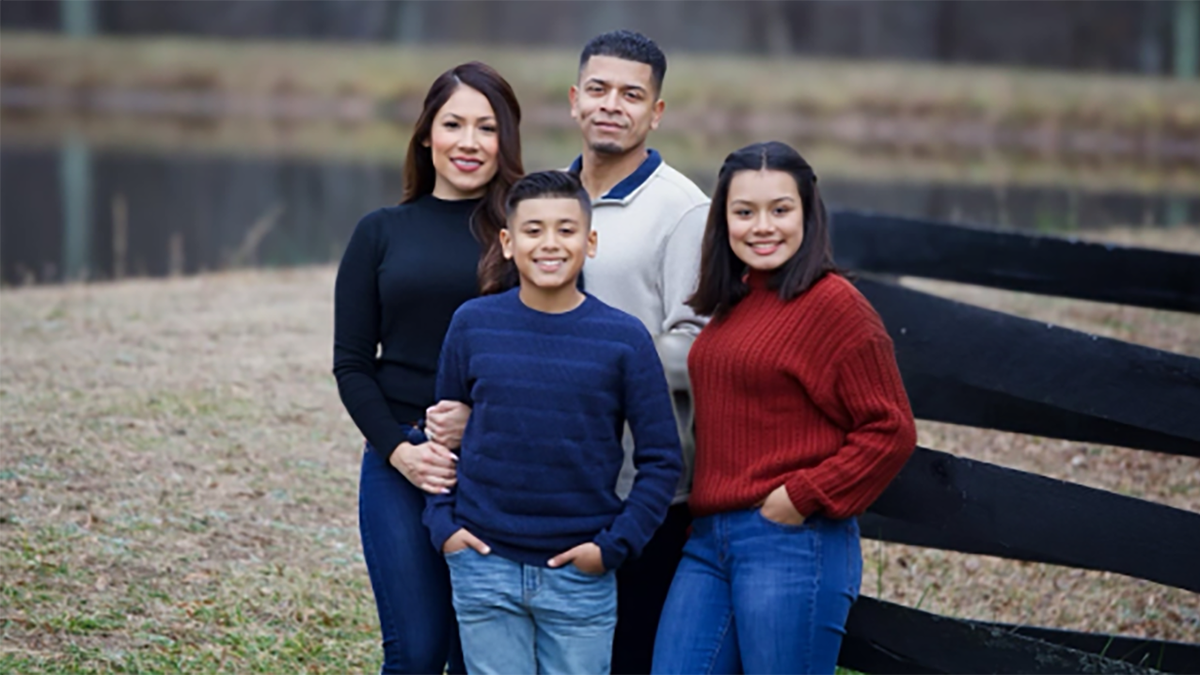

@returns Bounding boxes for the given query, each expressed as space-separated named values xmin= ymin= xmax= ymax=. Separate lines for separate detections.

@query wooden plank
xmin=856 ymin=279 xmax=1200 ymax=458
xmin=840 ymin=597 xmax=1164 ymax=674
xmin=974 ymin=623 xmax=1200 ymax=674
xmin=860 ymin=447 xmax=1200 ymax=592
xmin=832 ymin=211 xmax=1200 ymax=313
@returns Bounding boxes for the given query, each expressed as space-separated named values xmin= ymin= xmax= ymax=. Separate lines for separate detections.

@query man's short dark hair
xmin=505 ymin=171 xmax=593 ymax=227
xmin=579 ymin=29 xmax=667 ymax=94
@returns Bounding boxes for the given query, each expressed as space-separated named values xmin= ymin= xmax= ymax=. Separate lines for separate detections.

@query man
xmin=567 ymin=29 xmax=710 ymax=674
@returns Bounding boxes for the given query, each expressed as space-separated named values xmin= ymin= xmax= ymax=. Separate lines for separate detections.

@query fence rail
xmin=832 ymin=210 xmax=1200 ymax=313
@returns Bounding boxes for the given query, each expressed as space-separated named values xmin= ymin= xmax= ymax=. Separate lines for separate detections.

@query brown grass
xmin=1 ymin=227 xmax=1198 ymax=671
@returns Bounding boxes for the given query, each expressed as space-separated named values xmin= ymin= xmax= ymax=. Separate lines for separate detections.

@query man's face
xmin=569 ymin=55 xmax=665 ymax=157
xmin=500 ymin=198 xmax=597 ymax=292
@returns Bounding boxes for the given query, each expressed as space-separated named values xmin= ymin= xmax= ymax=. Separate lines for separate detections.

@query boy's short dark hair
xmin=505 ymin=171 xmax=593 ymax=227
xmin=579 ymin=30 xmax=667 ymax=95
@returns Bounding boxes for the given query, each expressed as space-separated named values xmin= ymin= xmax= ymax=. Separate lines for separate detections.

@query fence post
xmin=60 ymin=0 xmax=96 ymax=37
xmin=60 ymin=134 xmax=91 ymax=282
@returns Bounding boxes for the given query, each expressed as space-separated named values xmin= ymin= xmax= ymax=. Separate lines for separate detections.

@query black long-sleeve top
xmin=333 ymin=195 xmax=481 ymax=460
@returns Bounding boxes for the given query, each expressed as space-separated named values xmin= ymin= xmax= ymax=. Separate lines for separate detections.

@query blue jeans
xmin=652 ymin=510 xmax=862 ymax=675
xmin=446 ymin=548 xmax=618 ymax=675
xmin=359 ymin=444 xmax=465 ymax=674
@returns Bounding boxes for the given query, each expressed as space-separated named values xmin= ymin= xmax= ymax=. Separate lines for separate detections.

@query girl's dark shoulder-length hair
xmin=688 ymin=141 xmax=843 ymax=319
xmin=401 ymin=61 xmax=523 ymax=295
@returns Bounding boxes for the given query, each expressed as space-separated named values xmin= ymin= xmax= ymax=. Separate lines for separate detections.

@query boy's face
xmin=501 ymin=198 xmax=597 ymax=292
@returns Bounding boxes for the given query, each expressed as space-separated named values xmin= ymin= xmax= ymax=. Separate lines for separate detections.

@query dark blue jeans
xmin=652 ymin=509 xmax=862 ymax=675
xmin=359 ymin=443 xmax=465 ymax=675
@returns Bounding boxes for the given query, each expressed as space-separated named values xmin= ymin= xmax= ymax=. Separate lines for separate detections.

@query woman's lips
xmin=451 ymin=158 xmax=483 ymax=172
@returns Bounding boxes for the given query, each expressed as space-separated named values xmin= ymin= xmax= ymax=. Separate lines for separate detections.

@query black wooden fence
xmin=829 ymin=212 xmax=1200 ymax=673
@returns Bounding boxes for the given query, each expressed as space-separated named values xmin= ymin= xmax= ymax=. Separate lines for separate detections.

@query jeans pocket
xmin=754 ymin=507 xmax=810 ymax=531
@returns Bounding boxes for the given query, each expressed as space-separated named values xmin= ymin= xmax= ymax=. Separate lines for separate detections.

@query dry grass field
xmin=2 ymin=227 xmax=1198 ymax=672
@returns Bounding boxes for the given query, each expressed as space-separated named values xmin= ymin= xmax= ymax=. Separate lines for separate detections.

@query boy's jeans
xmin=445 ymin=547 xmax=617 ymax=675
xmin=652 ymin=510 xmax=862 ymax=675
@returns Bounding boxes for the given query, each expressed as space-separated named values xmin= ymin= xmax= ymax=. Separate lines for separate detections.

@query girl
xmin=652 ymin=141 xmax=917 ymax=675
xmin=332 ymin=62 xmax=523 ymax=674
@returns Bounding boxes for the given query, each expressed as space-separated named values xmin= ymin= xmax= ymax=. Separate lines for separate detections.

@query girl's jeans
xmin=359 ymin=443 xmax=465 ymax=674
xmin=446 ymin=548 xmax=618 ymax=675
xmin=652 ymin=509 xmax=862 ymax=675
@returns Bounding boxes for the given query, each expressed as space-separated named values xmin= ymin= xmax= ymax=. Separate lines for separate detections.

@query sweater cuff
xmin=785 ymin=473 xmax=826 ymax=519
xmin=372 ymin=426 xmax=408 ymax=463
xmin=593 ymin=533 xmax=628 ymax=572
xmin=424 ymin=506 xmax=459 ymax=553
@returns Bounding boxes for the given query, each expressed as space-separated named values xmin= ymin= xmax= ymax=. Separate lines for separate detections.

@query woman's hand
xmin=443 ymin=528 xmax=491 ymax=555
xmin=425 ymin=400 xmax=471 ymax=450
xmin=389 ymin=440 xmax=458 ymax=494
xmin=547 ymin=542 xmax=606 ymax=575
xmin=760 ymin=484 xmax=806 ymax=526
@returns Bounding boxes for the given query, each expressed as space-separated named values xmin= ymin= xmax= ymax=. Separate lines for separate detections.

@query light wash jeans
xmin=652 ymin=509 xmax=862 ymax=675
xmin=445 ymin=547 xmax=617 ymax=675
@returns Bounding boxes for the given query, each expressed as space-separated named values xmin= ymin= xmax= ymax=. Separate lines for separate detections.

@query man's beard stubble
xmin=589 ymin=141 xmax=626 ymax=156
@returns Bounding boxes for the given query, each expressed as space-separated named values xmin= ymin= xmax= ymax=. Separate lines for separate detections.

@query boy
xmin=423 ymin=170 xmax=683 ymax=675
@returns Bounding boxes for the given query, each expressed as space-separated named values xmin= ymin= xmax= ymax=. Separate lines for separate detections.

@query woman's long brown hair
xmin=401 ymin=62 xmax=523 ymax=295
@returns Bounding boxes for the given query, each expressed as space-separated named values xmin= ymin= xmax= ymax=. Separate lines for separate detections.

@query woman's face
xmin=426 ymin=85 xmax=500 ymax=200
xmin=725 ymin=169 xmax=805 ymax=271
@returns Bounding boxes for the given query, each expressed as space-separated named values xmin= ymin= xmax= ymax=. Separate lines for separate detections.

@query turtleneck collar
xmin=745 ymin=267 xmax=775 ymax=291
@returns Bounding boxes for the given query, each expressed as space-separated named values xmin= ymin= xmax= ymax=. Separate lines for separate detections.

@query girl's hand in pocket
xmin=760 ymin=484 xmax=805 ymax=526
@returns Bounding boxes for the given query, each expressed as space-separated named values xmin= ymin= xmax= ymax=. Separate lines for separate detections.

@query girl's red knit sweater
xmin=688 ymin=270 xmax=917 ymax=519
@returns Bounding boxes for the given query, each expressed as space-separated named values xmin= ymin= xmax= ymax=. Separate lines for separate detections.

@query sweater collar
xmin=568 ymin=149 xmax=663 ymax=204
xmin=745 ymin=268 xmax=774 ymax=291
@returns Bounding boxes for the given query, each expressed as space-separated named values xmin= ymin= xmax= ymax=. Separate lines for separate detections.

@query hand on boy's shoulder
xmin=547 ymin=542 xmax=606 ymax=575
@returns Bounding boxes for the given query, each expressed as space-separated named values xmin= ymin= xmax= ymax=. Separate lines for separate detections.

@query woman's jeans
xmin=652 ymin=509 xmax=862 ymax=675
xmin=359 ymin=444 xmax=465 ymax=674
xmin=446 ymin=548 xmax=618 ymax=675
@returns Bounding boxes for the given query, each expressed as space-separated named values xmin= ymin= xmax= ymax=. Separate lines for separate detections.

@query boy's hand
xmin=426 ymin=400 xmax=471 ymax=450
xmin=390 ymin=440 xmax=458 ymax=494
xmin=548 ymin=542 xmax=605 ymax=575
xmin=443 ymin=528 xmax=491 ymax=555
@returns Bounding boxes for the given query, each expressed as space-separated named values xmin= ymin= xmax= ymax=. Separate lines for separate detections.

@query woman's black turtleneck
xmin=333 ymin=194 xmax=481 ymax=460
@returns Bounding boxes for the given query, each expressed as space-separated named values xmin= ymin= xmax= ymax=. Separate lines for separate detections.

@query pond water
xmin=1 ymin=123 xmax=1196 ymax=286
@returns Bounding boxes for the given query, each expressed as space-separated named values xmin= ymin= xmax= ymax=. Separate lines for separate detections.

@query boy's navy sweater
xmin=423 ymin=289 xmax=683 ymax=572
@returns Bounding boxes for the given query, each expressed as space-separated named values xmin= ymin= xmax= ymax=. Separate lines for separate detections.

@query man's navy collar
xmin=569 ymin=149 xmax=663 ymax=202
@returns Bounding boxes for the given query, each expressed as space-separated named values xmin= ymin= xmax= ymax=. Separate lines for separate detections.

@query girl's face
xmin=725 ymin=169 xmax=805 ymax=271
xmin=426 ymin=85 xmax=500 ymax=200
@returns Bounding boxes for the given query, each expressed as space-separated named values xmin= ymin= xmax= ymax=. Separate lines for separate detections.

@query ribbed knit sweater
xmin=423 ymin=289 xmax=683 ymax=571
xmin=688 ymin=271 xmax=917 ymax=519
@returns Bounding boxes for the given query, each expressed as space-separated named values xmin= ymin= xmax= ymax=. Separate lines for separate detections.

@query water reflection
xmin=1 ymin=130 xmax=1195 ymax=286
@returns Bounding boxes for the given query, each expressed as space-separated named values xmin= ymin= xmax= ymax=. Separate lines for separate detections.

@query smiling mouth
xmin=451 ymin=157 xmax=483 ymax=172
xmin=749 ymin=242 xmax=782 ymax=255
xmin=593 ymin=121 xmax=624 ymax=131
xmin=534 ymin=258 xmax=566 ymax=272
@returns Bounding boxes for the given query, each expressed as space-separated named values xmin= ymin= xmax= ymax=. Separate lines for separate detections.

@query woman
xmin=652 ymin=141 xmax=916 ymax=675
xmin=332 ymin=62 xmax=523 ymax=674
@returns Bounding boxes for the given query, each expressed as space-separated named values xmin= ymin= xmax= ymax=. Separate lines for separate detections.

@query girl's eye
xmin=444 ymin=121 xmax=460 ymax=129
xmin=734 ymin=209 xmax=752 ymax=218
xmin=773 ymin=207 xmax=791 ymax=216
xmin=481 ymin=126 xmax=497 ymax=134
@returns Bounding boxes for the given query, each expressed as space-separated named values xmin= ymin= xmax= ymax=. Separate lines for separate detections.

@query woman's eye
xmin=734 ymin=209 xmax=752 ymax=217
xmin=444 ymin=121 xmax=459 ymax=129
xmin=774 ymin=207 xmax=791 ymax=216
xmin=481 ymin=126 xmax=497 ymax=133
